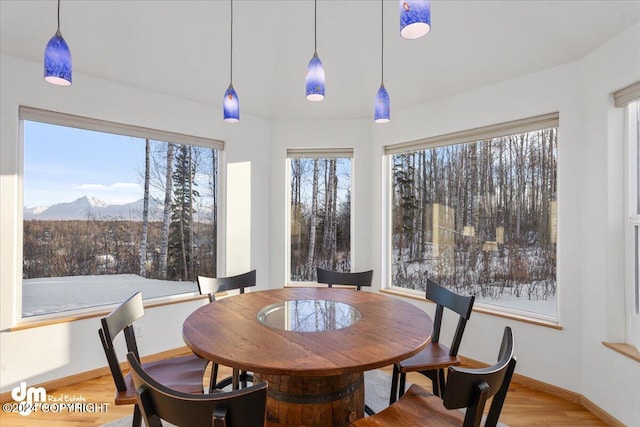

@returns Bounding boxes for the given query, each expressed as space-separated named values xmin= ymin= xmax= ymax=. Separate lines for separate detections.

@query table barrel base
xmin=254 ymin=372 xmax=365 ymax=427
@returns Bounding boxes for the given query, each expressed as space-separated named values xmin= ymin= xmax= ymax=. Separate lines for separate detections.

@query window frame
xmin=383 ymin=113 xmax=560 ymax=325
xmin=285 ymin=148 xmax=355 ymax=285
xmin=615 ymin=82 xmax=640 ymax=348
xmin=18 ymin=107 xmax=224 ymax=321
xmin=624 ymin=99 xmax=640 ymax=348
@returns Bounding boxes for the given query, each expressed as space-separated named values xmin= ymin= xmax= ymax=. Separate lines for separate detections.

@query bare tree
xmin=329 ymin=159 xmax=338 ymax=268
xmin=307 ymin=159 xmax=319 ymax=271
xmin=188 ymin=145 xmax=194 ymax=279
xmin=211 ymin=148 xmax=218 ymax=277
xmin=139 ymin=139 xmax=151 ymax=277
xmin=159 ymin=142 xmax=174 ymax=279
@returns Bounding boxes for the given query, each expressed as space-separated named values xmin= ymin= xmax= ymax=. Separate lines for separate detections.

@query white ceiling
xmin=1 ymin=1 xmax=639 ymax=121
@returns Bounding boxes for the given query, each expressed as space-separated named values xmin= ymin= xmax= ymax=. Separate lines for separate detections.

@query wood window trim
xmin=602 ymin=341 xmax=640 ymax=364
xmin=384 ymin=112 xmax=559 ymax=155
xmin=379 ymin=288 xmax=563 ymax=330
xmin=19 ymin=106 xmax=224 ymax=150
xmin=286 ymin=148 xmax=354 ymax=159
xmin=613 ymin=81 xmax=640 ymax=108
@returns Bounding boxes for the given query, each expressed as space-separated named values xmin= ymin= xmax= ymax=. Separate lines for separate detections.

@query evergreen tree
xmin=168 ymin=144 xmax=199 ymax=280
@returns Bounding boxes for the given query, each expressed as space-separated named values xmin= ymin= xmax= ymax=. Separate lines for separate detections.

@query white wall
xmin=266 ymin=31 xmax=639 ymax=424
xmin=2 ymin=21 xmax=639 ymax=425
xmin=579 ymin=23 xmax=640 ymax=424
xmin=0 ymin=54 xmax=272 ymax=391
xmin=366 ymin=23 xmax=640 ymax=425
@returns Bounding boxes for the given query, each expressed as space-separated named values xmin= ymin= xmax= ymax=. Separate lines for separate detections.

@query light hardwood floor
xmin=0 ymin=364 xmax=607 ymax=427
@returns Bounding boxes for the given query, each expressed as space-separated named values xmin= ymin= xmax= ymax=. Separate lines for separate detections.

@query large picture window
xmin=20 ymin=108 xmax=222 ymax=317
xmin=287 ymin=149 xmax=353 ymax=282
xmin=386 ymin=114 xmax=558 ymax=320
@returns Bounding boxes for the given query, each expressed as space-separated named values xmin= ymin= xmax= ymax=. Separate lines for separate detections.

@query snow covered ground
xmin=22 ymin=274 xmax=199 ymax=317
xmin=473 ymin=293 xmax=556 ymax=317
xmin=22 ymin=273 xmax=557 ymax=320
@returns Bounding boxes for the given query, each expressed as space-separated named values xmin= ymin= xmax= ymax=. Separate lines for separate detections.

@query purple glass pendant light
xmin=223 ymin=84 xmax=239 ymax=123
xmin=224 ymin=0 xmax=239 ymax=122
xmin=305 ymin=0 xmax=325 ymax=101
xmin=44 ymin=0 xmax=72 ymax=86
xmin=375 ymin=85 xmax=390 ymax=124
xmin=375 ymin=0 xmax=390 ymax=123
xmin=399 ymin=0 xmax=431 ymax=40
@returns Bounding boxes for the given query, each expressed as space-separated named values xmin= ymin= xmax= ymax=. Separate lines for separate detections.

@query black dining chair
xmin=197 ymin=270 xmax=256 ymax=392
xmin=316 ymin=266 xmax=375 ymax=415
xmin=390 ymin=278 xmax=475 ymax=403
xmin=316 ymin=267 xmax=373 ymax=290
xmin=98 ymin=292 xmax=208 ymax=427
xmin=127 ymin=352 xmax=268 ymax=427
xmin=352 ymin=326 xmax=516 ymax=427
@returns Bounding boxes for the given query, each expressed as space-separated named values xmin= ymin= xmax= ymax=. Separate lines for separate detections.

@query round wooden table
xmin=183 ymin=287 xmax=432 ymax=427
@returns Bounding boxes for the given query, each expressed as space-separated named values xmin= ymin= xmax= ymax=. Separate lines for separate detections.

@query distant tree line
xmin=23 ymin=141 xmax=218 ymax=282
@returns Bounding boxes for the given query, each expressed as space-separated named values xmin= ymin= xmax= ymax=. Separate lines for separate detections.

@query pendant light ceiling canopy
xmin=223 ymin=84 xmax=239 ymax=123
xmin=305 ymin=0 xmax=325 ymax=101
xmin=44 ymin=0 xmax=72 ymax=86
xmin=399 ymin=0 xmax=431 ymax=40
xmin=375 ymin=0 xmax=390 ymax=123
xmin=223 ymin=0 xmax=239 ymax=122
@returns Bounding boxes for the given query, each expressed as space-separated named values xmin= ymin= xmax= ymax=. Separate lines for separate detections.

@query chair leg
xmin=239 ymin=370 xmax=254 ymax=388
xmin=131 ymin=404 xmax=142 ymax=427
xmin=389 ymin=364 xmax=400 ymax=405
xmin=209 ymin=362 xmax=220 ymax=393
xmin=438 ymin=369 xmax=446 ymax=396
xmin=426 ymin=368 xmax=446 ymax=397
xmin=210 ymin=369 xmax=255 ymax=392
xmin=398 ymin=372 xmax=407 ymax=399
xmin=241 ymin=371 xmax=246 ymax=389
xmin=232 ymin=368 xmax=240 ymax=390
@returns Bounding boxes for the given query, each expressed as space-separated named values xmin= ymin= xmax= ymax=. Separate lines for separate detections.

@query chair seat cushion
xmin=115 ymin=354 xmax=208 ymax=405
xmin=351 ymin=384 xmax=465 ymax=426
xmin=398 ymin=342 xmax=459 ymax=372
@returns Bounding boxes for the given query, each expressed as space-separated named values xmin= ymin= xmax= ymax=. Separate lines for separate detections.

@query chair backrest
xmin=442 ymin=326 xmax=517 ymax=427
xmin=426 ymin=278 xmax=475 ymax=355
xmin=316 ymin=268 xmax=373 ymax=291
xmin=197 ymin=270 xmax=257 ymax=303
xmin=98 ymin=292 xmax=145 ymax=393
xmin=127 ymin=352 xmax=267 ymax=427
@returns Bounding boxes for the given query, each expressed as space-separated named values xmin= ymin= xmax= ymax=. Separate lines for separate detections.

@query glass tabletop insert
xmin=257 ymin=299 xmax=361 ymax=332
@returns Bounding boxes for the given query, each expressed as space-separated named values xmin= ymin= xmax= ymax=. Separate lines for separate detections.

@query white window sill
xmin=379 ymin=288 xmax=563 ymax=330
xmin=6 ymin=294 xmax=208 ymax=332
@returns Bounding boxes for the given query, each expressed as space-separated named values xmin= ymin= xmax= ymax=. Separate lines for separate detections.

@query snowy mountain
xmin=24 ymin=196 xmax=163 ymax=221
xmin=23 ymin=205 xmax=49 ymax=217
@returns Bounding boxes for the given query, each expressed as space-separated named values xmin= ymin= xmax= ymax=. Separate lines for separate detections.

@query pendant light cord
xmin=314 ymin=0 xmax=317 ymax=54
xmin=230 ymin=0 xmax=234 ymax=84
xmin=57 ymin=0 xmax=61 ymax=31
xmin=381 ymin=0 xmax=384 ymax=84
